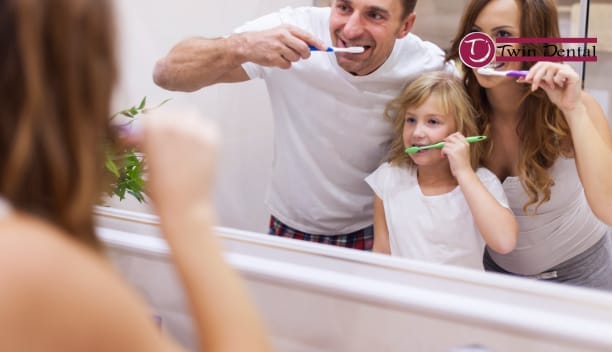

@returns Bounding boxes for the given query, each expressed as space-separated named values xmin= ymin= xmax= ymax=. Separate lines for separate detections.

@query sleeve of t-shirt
xmin=477 ymin=168 xmax=510 ymax=209
xmin=365 ymin=162 xmax=392 ymax=200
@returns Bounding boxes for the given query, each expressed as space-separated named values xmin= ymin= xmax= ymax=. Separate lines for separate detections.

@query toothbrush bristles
xmin=334 ymin=46 xmax=364 ymax=53
xmin=477 ymin=67 xmax=505 ymax=76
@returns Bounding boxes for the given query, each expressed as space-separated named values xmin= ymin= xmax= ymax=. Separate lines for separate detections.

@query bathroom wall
xmin=110 ymin=0 xmax=312 ymax=232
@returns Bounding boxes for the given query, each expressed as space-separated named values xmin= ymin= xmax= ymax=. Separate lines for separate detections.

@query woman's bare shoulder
xmin=0 ymin=214 xmax=180 ymax=352
xmin=0 ymin=213 xmax=110 ymax=290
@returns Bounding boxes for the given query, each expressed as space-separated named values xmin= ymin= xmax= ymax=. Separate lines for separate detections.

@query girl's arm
xmin=444 ymin=133 xmax=518 ymax=254
xmin=373 ymin=195 xmax=391 ymax=254
xmin=526 ymin=62 xmax=612 ymax=224
xmin=455 ymin=171 xmax=518 ymax=254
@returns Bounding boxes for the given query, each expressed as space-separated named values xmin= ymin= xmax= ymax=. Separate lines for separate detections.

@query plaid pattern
xmin=268 ymin=215 xmax=373 ymax=250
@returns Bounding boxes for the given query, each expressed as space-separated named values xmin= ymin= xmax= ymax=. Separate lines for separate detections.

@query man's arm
xmin=153 ymin=36 xmax=249 ymax=92
xmin=153 ymin=25 xmax=326 ymax=92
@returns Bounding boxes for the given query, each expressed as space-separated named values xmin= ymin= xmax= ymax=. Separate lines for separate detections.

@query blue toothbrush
xmin=308 ymin=45 xmax=364 ymax=53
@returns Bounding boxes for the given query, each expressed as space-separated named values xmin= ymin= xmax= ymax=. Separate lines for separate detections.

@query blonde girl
xmin=366 ymin=71 xmax=518 ymax=270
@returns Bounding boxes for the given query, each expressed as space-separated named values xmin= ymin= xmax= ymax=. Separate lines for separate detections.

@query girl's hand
xmin=520 ymin=62 xmax=582 ymax=114
xmin=442 ymin=132 xmax=472 ymax=179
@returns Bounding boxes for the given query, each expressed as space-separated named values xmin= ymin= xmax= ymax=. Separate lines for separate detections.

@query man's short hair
xmin=401 ymin=0 xmax=418 ymax=18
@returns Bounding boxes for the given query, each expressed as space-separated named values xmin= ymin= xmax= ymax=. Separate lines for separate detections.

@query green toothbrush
xmin=404 ymin=135 xmax=487 ymax=154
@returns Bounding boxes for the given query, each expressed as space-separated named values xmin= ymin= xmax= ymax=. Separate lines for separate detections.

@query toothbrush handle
xmin=421 ymin=135 xmax=488 ymax=151
xmin=308 ymin=45 xmax=333 ymax=52
xmin=418 ymin=141 xmax=445 ymax=151
xmin=506 ymin=70 xmax=528 ymax=78
xmin=466 ymin=135 xmax=487 ymax=143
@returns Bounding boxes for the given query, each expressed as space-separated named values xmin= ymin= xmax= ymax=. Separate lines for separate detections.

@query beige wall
xmin=111 ymin=0 xmax=313 ymax=232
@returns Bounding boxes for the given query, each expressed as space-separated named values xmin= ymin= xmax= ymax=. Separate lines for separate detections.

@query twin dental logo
xmin=459 ymin=32 xmax=496 ymax=69
xmin=458 ymin=31 xmax=598 ymax=69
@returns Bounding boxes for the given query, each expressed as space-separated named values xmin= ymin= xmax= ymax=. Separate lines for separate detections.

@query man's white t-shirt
xmin=235 ymin=7 xmax=449 ymax=235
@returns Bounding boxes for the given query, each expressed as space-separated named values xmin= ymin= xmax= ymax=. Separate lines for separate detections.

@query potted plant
xmin=104 ymin=97 xmax=169 ymax=203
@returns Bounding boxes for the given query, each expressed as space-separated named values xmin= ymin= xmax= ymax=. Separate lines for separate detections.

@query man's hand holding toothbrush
xmin=234 ymin=24 xmax=327 ymax=69
xmin=153 ymin=24 xmax=327 ymax=91
xmin=153 ymin=21 xmax=364 ymax=91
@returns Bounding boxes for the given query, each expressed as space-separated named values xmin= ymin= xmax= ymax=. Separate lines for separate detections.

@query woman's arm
xmin=139 ymin=111 xmax=272 ymax=352
xmin=373 ymin=195 xmax=391 ymax=254
xmin=527 ymin=62 xmax=612 ymax=224
xmin=564 ymin=94 xmax=612 ymax=224
xmin=0 ymin=112 xmax=273 ymax=352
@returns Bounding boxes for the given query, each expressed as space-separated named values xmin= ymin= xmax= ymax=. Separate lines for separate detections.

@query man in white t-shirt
xmin=153 ymin=0 xmax=449 ymax=250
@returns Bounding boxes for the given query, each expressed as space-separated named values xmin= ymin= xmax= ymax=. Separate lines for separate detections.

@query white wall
xmin=111 ymin=0 xmax=314 ymax=233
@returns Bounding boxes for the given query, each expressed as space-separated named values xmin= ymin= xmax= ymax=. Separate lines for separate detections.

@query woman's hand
xmin=127 ymin=108 xmax=220 ymax=218
xmin=521 ymin=62 xmax=583 ymax=114
xmin=122 ymin=109 xmax=274 ymax=352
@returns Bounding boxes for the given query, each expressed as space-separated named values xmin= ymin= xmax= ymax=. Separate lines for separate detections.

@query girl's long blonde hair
xmin=445 ymin=0 xmax=573 ymax=212
xmin=385 ymin=71 xmax=483 ymax=170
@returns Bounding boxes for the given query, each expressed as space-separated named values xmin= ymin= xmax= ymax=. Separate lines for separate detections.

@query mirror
xmin=109 ymin=0 xmax=611 ymax=292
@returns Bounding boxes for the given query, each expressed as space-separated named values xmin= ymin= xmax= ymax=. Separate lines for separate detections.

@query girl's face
xmin=403 ymin=94 xmax=457 ymax=166
xmin=471 ymin=0 xmax=523 ymax=88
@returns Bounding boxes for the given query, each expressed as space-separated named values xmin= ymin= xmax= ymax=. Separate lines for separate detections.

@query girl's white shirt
xmin=366 ymin=163 xmax=509 ymax=270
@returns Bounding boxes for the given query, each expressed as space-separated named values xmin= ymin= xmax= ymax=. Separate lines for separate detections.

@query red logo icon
xmin=459 ymin=32 xmax=495 ymax=68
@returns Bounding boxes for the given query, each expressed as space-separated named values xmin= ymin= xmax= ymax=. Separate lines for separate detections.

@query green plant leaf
xmin=138 ymin=96 xmax=147 ymax=110
xmin=143 ymin=98 xmax=171 ymax=113
xmin=105 ymin=157 xmax=120 ymax=178
xmin=104 ymin=97 xmax=168 ymax=204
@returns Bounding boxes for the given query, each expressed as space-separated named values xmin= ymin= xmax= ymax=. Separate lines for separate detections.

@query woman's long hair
xmin=385 ymin=71 xmax=482 ymax=170
xmin=445 ymin=0 xmax=573 ymax=213
xmin=0 ymin=0 xmax=118 ymax=249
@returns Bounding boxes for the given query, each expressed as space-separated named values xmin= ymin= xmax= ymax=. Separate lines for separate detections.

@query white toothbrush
xmin=309 ymin=45 xmax=365 ymax=53
xmin=477 ymin=67 xmax=528 ymax=78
